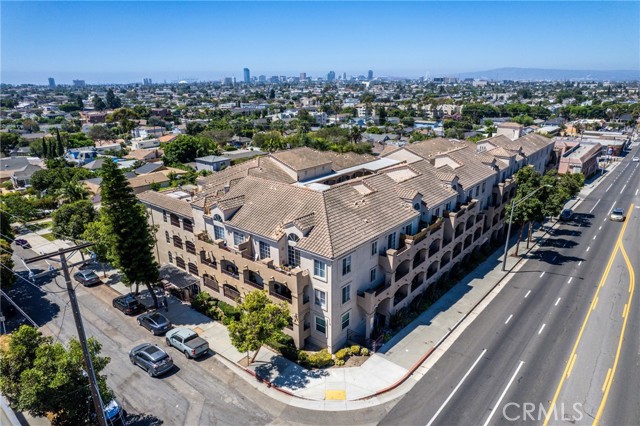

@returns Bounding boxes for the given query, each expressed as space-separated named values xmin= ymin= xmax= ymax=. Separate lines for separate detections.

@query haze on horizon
xmin=1 ymin=1 xmax=639 ymax=85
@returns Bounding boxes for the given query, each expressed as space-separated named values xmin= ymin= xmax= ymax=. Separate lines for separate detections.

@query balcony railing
xmin=223 ymin=285 xmax=240 ymax=301
xmin=271 ymin=290 xmax=292 ymax=303
xmin=197 ymin=232 xmax=213 ymax=244
xmin=221 ymin=268 xmax=239 ymax=280
xmin=244 ymin=274 xmax=264 ymax=290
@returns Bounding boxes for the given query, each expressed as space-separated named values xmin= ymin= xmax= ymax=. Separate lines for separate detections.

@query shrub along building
xmin=138 ymin=134 xmax=554 ymax=353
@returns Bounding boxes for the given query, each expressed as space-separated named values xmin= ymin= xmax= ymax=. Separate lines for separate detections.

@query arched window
xmin=213 ymin=214 xmax=223 ymax=222
xmin=172 ymin=235 xmax=183 ymax=249
xmin=185 ymin=241 xmax=196 ymax=254
xmin=287 ymin=233 xmax=300 ymax=246
xmin=176 ymin=256 xmax=185 ymax=270
xmin=188 ymin=262 xmax=198 ymax=276
xmin=168 ymin=252 xmax=173 ymax=263
xmin=165 ymin=231 xmax=170 ymax=243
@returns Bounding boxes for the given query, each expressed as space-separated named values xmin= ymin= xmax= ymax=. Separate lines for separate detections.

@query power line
xmin=0 ymin=263 xmax=68 ymax=294
xmin=0 ymin=209 xmax=93 ymax=245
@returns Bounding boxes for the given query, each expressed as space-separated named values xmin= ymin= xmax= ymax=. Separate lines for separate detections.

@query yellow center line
xmin=622 ymin=303 xmax=628 ymax=318
xmin=542 ymin=202 xmax=634 ymax=426
xmin=592 ymin=296 xmax=599 ymax=311
xmin=593 ymin=242 xmax=635 ymax=425
xmin=602 ymin=368 xmax=612 ymax=393
xmin=566 ymin=353 xmax=577 ymax=378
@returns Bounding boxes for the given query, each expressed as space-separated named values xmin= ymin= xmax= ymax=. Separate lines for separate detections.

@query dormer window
xmin=287 ymin=233 xmax=300 ymax=246
xmin=213 ymin=214 xmax=223 ymax=222
xmin=413 ymin=203 xmax=420 ymax=211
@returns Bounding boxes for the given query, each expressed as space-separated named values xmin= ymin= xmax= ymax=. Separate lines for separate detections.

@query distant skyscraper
xmin=143 ymin=78 xmax=153 ymax=85
xmin=327 ymin=71 xmax=336 ymax=82
xmin=300 ymin=72 xmax=306 ymax=81
xmin=367 ymin=70 xmax=373 ymax=80
xmin=243 ymin=68 xmax=251 ymax=84
xmin=72 ymin=80 xmax=85 ymax=87
xmin=48 ymin=77 xmax=56 ymax=88
xmin=258 ymin=75 xmax=267 ymax=82
xmin=224 ymin=77 xmax=233 ymax=86
xmin=343 ymin=72 xmax=347 ymax=80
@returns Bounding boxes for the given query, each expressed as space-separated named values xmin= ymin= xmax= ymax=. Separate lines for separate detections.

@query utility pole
xmin=25 ymin=244 xmax=108 ymax=426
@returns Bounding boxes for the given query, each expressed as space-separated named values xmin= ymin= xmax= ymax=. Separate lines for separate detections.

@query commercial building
xmin=327 ymin=71 xmax=336 ymax=82
xmin=72 ymin=79 xmax=86 ymax=87
xmin=367 ymin=70 xmax=373 ymax=80
xmin=138 ymin=135 xmax=554 ymax=353
xmin=556 ymin=140 xmax=602 ymax=177
xmin=243 ymin=68 xmax=251 ymax=84
xmin=48 ymin=77 xmax=56 ymax=88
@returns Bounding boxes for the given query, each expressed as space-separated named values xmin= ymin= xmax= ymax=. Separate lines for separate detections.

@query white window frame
xmin=313 ymin=259 xmax=326 ymax=279
xmin=314 ymin=288 xmax=326 ymax=309
xmin=315 ymin=316 xmax=326 ymax=335
xmin=341 ymin=284 xmax=351 ymax=304
xmin=259 ymin=241 xmax=270 ymax=260
xmin=371 ymin=241 xmax=378 ymax=256
xmin=233 ymin=231 xmax=245 ymax=247
xmin=341 ymin=312 xmax=350 ymax=330
xmin=213 ymin=224 xmax=225 ymax=241
xmin=288 ymin=246 xmax=300 ymax=267
xmin=342 ymin=256 xmax=351 ymax=276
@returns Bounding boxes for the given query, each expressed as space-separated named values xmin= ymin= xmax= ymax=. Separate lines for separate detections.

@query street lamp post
xmin=501 ymin=184 xmax=553 ymax=271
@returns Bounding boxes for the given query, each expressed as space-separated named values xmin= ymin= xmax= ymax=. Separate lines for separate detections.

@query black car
xmin=112 ymin=294 xmax=145 ymax=315
xmin=14 ymin=239 xmax=31 ymax=249
xmin=129 ymin=343 xmax=174 ymax=377
xmin=74 ymin=270 xmax=101 ymax=287
xmin=137 ymin=312 xmax=172 ymax=335
xmin=559 ymin=208 xmax=574 ymax=221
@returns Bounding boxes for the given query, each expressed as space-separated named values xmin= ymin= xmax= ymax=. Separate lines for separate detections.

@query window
xmin=188 ymin=262 xmax=198 ymax=275
xmin=482 ymin=182 xmax=486 ymax=193
xmin=475 ymin=186 xmax=480 ymax=197
xmin=314 ymin=260 xmax=326 ymax=279
xmin=342 ymin=256 xmax=351 ymax=275
xmin=173 ymin=235 xmax=183 ymax=249
xmin=163 ymin=210 xmax=167 ymax=222
xmin=435 ymin=208 xmax=440 ymax=217
xmin=233 ymin=232 xmax=245 ymax=247
xmin=370 ymin=268 xmax=376 ymax=283
xmin=185 ymin=241 xmax=196 ymax=255
xmin=288 ymin=246 xmax=300 ymax=267
xmin=413 ymin=203 xmax=420 ymax=211
xmin=213 ymin=225 xmax=225 ymax=241
xmin=315 ymin=316 xmax=326 ymax=334
xmin=183 ymin=219 xmax=193 ymax=233
xmin=287 ymin=233 xmax=300 ymax=245
xmin=314 ymin=289 xmax=326 ymax=309
xmin=259 ymin=241 xmax=270 ymax=260
xmin=165 ymin=231 xmax=170 ymax=243
xmin=341 ymin=312 xmax=350 ymax=330
xmin=341 ymin=284 xmax=351 ymax=304
xmin=213 ymin=214 xmax=223 ymax=222
xmin=387 ymin=232 xmax=396 ymax=250
xmin=404 ymin=224 xmax=413 ymax=236
xmin=168 ymin=252 xmax=173 ymax=263
xmin=176 ymin=256 xmax=185 ymax=269
xmin=371 ymin=241 xmax=378 ymax=256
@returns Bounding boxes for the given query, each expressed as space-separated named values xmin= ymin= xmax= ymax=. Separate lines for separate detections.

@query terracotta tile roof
xmin=137 ymin=190 xmax=193 ymax=218
xmin=128 ymin=172 xmax=170 ymax=188
xmin=403 ymin=138 xmax=469 ymax=159
xmin=270 ymin=147 xmax=333 ymax=171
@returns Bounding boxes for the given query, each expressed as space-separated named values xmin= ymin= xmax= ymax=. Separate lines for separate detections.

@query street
xmin=381 ymin=148 xmax=640 ymax=426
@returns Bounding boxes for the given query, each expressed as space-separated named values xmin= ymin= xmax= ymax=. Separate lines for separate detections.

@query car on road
xmin=633 ymin=156 xmax=639 ymax=162
xmin=129 ymin=343 xmax=174 ymax=377
xmin=73 ymin=269 xmax=101 ymax=287
xmin=137 ymin=311 xmax=172 ymax=335
xmin=165 ymin=327 xmax=209 ymax=359
xmin=112 ymin=294 xmax=145 ymax=315
xmin=14 ymin=239 xmax=31 ymax=249
xmin=609 ymin=208 xmax=625 ymax=222
xmin=559 ymin=208 xmax=574 ymax=221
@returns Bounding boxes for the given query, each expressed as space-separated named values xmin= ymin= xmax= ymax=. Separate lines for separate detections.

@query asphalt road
xmin=381 ymin=149 xmax=640 ymax=426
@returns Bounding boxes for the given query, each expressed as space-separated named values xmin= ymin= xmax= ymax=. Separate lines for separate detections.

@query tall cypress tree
xmin=41 ymin=138 xmax=48 ymax=159
xmin=99 ymin=159 xmax=160 ymax=307
xmin=48 ymin=138 xmax=57 ymax=159
xmin=55 ymin=129 xmax=64 ymax=157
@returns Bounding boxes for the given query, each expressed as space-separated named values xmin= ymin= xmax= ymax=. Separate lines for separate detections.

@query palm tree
xmin=57 ymin=179 xmax=90 ymax=204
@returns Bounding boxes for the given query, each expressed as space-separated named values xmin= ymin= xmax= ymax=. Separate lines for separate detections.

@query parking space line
xmin=525 ymin=290 xmax=531 ymax=298
xmin=505 ymin=314 xmax=513 ymax=324
xmin=555 ymin=297 xmax=561 ymax=306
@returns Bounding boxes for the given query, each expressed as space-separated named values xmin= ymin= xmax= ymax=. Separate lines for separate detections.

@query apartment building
xmin=138 ymin=136 xmax=554 ymax=353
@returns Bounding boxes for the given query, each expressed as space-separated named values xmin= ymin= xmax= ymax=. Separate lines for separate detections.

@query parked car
xmin=609 ymin=208 xmax=625 ymax=222
xmin=129 ymin=343 xmax=173 ymax=377
xmin=165 ymin=327 xmax=209 ymax=359
xmin=14 ymin=239 xmax=31 ymax=249
xmin=73 ymin=269 xmax=101 ymax=287
xmin=137 ymin=311 xmax=172 ymax=335
xmin=112 ymin=294 xmax=145 ymax=315
xmin=632 ymin=156 xmax=639 ymax=162
xmin=559 ymin=208 xmax=574 ymax=221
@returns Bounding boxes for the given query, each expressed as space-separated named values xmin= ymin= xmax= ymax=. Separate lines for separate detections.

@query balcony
xmin=429 ymin=239 xmax=441 ymax=257
xmin=393 ymin=285 xmax=408 ymax=306
xmin=199 ymin=251 xmax=217 ymax=269
xmin=223 ymin=284 xmax=240 ymax=301
xmin=413 ymin=249 xmax=427 ymax=268
xmin=197 ymin=231 xmax=213 ymax=244
xmin=244 ymin=271 xmax=264 ymax=290
xmin=202 ymin=274 xmax=219 ymax=292
xmin=221 ymin=260 xmax=239 ymax=280
xmin=454 ymin=224 xmax=465 ymax=239
xmin=394 ymin=259 xmax=411 ymax=282
xmin=270 ymin=281 xmax=292 ymax=303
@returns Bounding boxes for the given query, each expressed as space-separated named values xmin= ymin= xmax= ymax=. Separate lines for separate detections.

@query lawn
xmin=40 ymin=233 xmax=56 ymax=241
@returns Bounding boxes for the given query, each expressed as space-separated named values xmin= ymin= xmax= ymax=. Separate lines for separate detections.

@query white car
xmin=632 ymin=157 xmax=639 ymax=162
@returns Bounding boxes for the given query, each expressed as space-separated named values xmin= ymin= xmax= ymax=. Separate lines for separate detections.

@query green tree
xmin=87 ymin=125 xmax=114 ymax=141
xmin=0 ymin=133 xmax=23 ymax=155
xmin=105 ymin=89 xmax=122 ymax=109
xmin=510 ymin=167 xmax=544 ymax=256
xmin=56 ymin=179 xmax=90 ymax=204
xmin=0 ymin=194 xmax=36 ymax=222
xmin=0 ymin=239 xmax=16 ymax=288
xmin=52 ymin=200 xmax=96 ymax=242
xmin=41 ymin=138 xmax=49 ymax=159
xmin=377 ymin=106 xmax=387 ymax=125
xmin=55 ymin=129 xmax=65 ymax=157
xmin=162 ymin=134 xmax=218 ymax=165
xmin=22 ymin=118 xmax=40 ymax=133
xmin=228 ymin=290 xmax=290 ymax=364
xmin=99 ymin=160 xmax=160 ymax=305
xmin=92 ymin=95 xmax=106 ymax=111
xmin=82 ymin=214 xmax=117 ymax=277
xmin=0 ymin=326 xmax=112 ymax=426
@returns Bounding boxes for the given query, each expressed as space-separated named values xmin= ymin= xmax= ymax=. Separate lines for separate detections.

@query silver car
xmin=137 ymin=312 xmax=172 ymax=335
xmin=609 ymin=208 xmax=625 ymax=222
xmin=129 ymin=343 xmax=173 ymax=377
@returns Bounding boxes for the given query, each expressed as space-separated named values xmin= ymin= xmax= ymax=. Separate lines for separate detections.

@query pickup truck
xmin=165 ymin=327 xmax=209 ymax=359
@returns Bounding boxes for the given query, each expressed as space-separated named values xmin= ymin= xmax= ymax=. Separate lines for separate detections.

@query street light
xmin=501 ymin=184 xmax=553 ymax=271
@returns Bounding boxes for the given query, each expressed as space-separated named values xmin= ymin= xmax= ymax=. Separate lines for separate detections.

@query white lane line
xmin=568 ymin=277 xmax=573 ymax=284
xmin=589 ymin=199 xmax=601 ymax=213
xmin=608 ymin=202 xmax=616 ymax=214
xmin=587 ymin=246 xmax=591 ymax=252
xmin=482 ymin=360 xmax=525 ymax=426
xmin=636 ymin=189 xmax=639 ymax=196
xmin=538 ymin=324 xmax=546 ymax=335
xmin=525 ymin=290 xmax=531 ymax=298
xmin=606 ymin=183 xmax=613 ymax=192
xmin=426 ymin=349 xmax=487 ymax=426
xmin=555 ymin=297 xmax=561 ymax=306
xmin=593 ymin=235 xmax=597 ymax=240
xmin=599 ymin=226 xmax=602 ymax=230
xmin=578 ymin=261 xmax=582 ymax=266
xmin=620 ymin=184 xmax=627 ymax=194
xmin=505 ymin=314 xmax=513 ymax=325
xmin=552 ymin=255 xmax=558 ymax=262
xmin=540 ymin=271 xmax=545 ymax=278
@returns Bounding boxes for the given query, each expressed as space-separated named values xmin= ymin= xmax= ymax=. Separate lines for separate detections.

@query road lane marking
xmin=425 ymin=349 xmax=487 ymax=426
xmin=606 ymin=183 xmax=613 ymax=191
xmin=552 ymin=255 xmax=558 ymax=262
xmin=579 ymin=261 xmax=583 ymax=266
xmin=589 ymin=199 xmax=601 ymax=213
xmin=540 ymin=271 xmax=545 ymax=278
xmin=593 ymin=243 xmax=636 ymax=425
xmin=538 ymin=324 xmax=546 ymax=335
xmin=525 ymin=290 xmax=531 ymax=298
xmin=555 ymin=297 xmax=561 ymax=306
xmin=566 ymin=353 xmax=577 ymax=378
xmin=482 ymin=361 xmax=525 ymax=426
xmin=622 ymin=303 xmax=627 ymax=318
xmin=543 ymin=203 xmax=634 ymax=426
xmin=599 ymin=226 xmax=602 ymax=230
xmin=568 ymin=277 xmax=573 ymax=284
xmin=505 ymin=314 xmax=513 ymax=324
xmin=636 ymin=189 xmax=639 ymax=196
xmin=608 ymin=202 xmax=616 ymax=214
xmin=620 ymin=184 xmax=627 ymax=194
xmin=592 ymin=296 xmax=599 ymax=310
xmin=587 ymin=246 xmax=590 ymax=252
xmin=593 ymin=235 xmax=597 ymax=240
xmin=602 ymin=368 xmax=612 ymax=393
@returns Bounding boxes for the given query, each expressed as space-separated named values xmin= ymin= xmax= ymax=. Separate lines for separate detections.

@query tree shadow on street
xmin=4 ymin=268 xmax=61 ymax=332
xmin=253 ymin=354 xmax=329 ymax=391
xmin=125 ymin=413 xmax=164 ymax=426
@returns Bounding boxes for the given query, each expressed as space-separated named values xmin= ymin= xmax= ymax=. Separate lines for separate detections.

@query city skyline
xmin=1 ymin=1 xmax=639 ymax=84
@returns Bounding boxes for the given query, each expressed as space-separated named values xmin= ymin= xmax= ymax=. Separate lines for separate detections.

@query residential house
xmin=195 ymin=156 xmax=232 ymax=172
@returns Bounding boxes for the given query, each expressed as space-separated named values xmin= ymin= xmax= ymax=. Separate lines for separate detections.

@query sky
xmin=1 ymin=1 xmax=639 ymax=84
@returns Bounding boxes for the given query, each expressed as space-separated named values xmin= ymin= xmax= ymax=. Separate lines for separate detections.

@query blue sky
xmin=1 ymin=1 xmax=639 ymax=84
